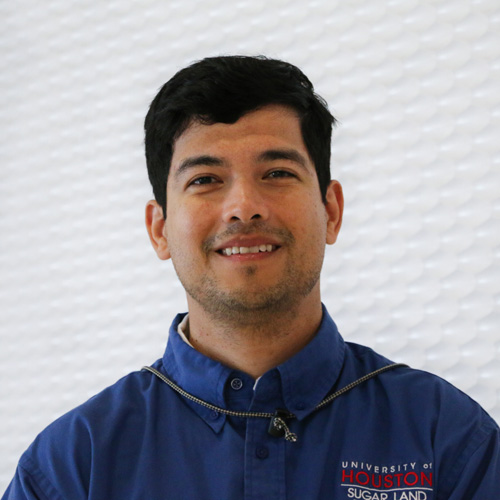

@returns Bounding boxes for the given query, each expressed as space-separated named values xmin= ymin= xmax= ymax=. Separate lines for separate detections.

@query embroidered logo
xmin=340 ymin=460 xmax=433 ymax=499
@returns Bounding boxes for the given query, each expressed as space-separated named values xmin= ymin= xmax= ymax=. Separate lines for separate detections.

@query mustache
xmin=202 ymin=220 xmax=295 ymax=253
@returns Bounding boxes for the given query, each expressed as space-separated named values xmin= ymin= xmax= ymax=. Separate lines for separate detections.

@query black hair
xmin=144 ymin=55 xmax=336 ymax=217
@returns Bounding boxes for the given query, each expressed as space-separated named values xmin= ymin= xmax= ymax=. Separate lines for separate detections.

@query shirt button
xmin=209 ymin=411 xmax=219 ymax=420
xmin=230 ymin=378 xmax=243 ymax=390
xmin=255 ymin=446 xmax=269 ymax=459
xmin=295 ymin=401 xmax=305 ymax=410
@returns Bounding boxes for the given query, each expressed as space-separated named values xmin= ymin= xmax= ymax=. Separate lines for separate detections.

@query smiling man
xmin=3 ymin=56 xmax=500 ymax=500
xmin=146 ymin=103 xmax=342 ymax=378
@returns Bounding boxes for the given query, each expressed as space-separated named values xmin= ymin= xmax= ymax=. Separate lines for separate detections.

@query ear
xmin=325 ymin=180 xmax=344 ymax=245
xmin=145 ymin=200 xmax=171 ymax=260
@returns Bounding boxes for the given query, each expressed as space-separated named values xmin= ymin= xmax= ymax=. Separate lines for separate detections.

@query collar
xmin=176 ymin=313 xmax=193 ymax=347
xmin=160 ymin=305 xmax=346 ymax=433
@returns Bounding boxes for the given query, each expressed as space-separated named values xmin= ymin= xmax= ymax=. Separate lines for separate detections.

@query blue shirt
xmin=3 ymin=308 xmax=500 ymax=499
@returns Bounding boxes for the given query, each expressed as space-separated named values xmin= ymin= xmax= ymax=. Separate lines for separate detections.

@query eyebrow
xmin=256 ymin=148 xmax=308 ymax=170
xmin=174 ymin=155 xmax=225 ymax=179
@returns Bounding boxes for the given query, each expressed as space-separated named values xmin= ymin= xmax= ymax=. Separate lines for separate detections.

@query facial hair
xmin=170 ymin=220 xmax=324 ymax=327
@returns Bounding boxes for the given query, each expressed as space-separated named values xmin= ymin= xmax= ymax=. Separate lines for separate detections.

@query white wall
xmin=1 ymin=0 xmax=499 ymax=488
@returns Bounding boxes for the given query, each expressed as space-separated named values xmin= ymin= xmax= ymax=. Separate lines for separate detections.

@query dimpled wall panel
xmin=1 ymin=0 xmax=499 ymax=488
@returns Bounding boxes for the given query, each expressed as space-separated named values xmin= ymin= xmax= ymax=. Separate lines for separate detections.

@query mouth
xmin=217 ymin=244 xmax=279 ymax=256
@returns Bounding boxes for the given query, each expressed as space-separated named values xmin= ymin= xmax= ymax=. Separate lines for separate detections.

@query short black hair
xmin=144 ymin=55 xmax=336 ymax=217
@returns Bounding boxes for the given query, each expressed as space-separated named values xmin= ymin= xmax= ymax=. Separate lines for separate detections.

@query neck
xmin=185 ymin=292 xmax=323 ymax=379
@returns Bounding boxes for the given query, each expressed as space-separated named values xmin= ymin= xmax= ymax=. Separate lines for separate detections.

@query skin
xmin=146 ymin=105 xmax=343 ymax=379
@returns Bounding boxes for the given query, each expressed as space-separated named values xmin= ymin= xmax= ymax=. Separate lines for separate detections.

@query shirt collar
xmin=276 ymin=306 xmax=345 ymax=420
xmin=160 ymin=305 xmax=345 ymax=432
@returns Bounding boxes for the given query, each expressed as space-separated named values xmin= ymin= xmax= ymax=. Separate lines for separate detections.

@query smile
xmin=219 ymin=244 xmax=278 ymax=256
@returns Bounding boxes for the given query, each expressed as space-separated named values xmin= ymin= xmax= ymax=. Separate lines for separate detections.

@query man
xmin=3 ymin=56 xmax=499 ymax=499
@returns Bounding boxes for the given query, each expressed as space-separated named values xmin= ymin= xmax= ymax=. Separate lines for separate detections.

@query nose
xmin=221 ymin=179 xmax=269 ymax=223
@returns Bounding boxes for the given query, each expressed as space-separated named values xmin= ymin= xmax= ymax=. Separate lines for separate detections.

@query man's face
xmin=147 ymin=105 xmax=343 ymax=319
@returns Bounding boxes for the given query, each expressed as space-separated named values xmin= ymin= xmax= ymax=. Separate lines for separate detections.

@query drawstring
xmin=142 ymin=362 xmax=408 ymax=443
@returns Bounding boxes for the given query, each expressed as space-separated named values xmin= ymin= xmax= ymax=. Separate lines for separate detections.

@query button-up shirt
xmin=3 ymin=307 xmax=500 ymax=499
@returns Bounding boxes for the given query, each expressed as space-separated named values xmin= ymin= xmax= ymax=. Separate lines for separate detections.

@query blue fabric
xmin=3 ymin=307 xmax=500 ymax=499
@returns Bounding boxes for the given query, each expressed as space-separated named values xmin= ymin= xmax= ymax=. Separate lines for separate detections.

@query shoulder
xmin=16 ymin=363 xmax=164 ymax=492
xmin=345 ymin=343 xmax=498 ymax=436
xmin=44 ymin=365 xmax=159 ymax=433
xmin=342 ymin=341 xmax=499 ymax=459
xmin=342 ymin=342 xmax=500 ymax=495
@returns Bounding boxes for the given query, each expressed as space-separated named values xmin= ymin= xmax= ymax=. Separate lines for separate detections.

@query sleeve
xmin=440 ymin=417 xmax=500 ymax=499
xmin=1 ymin=457 xmax=64 ymax=500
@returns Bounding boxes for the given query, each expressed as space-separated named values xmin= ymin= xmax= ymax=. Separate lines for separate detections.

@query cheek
xmin=294 ymin=198 xmax=328 ymax=238
xmin=279 ymin=191 xmax=324 ymax=221
xmin=166 ymin=203 xmax=215 ymax=249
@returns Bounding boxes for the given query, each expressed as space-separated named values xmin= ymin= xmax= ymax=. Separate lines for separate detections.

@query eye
xmin=189 ymin=175 xmax=219 ymax=186
xmin=266 ymin=170 xmax=297 ymax=179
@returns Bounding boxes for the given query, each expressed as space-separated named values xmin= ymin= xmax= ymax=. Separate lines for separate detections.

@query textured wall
xmin=1 ymin=0 xmax=499 ymax=488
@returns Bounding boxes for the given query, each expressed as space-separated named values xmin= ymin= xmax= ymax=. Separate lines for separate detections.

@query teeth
xmin=221 ymin=245 xmax=276 ymax=255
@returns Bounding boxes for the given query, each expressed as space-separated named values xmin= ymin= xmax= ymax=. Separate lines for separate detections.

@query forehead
xmin=170 ymin=105 xmax=310 ymax=170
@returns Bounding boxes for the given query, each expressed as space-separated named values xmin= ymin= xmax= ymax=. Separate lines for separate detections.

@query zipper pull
xmin=268 ymin=409 xmax=297 ymax=442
